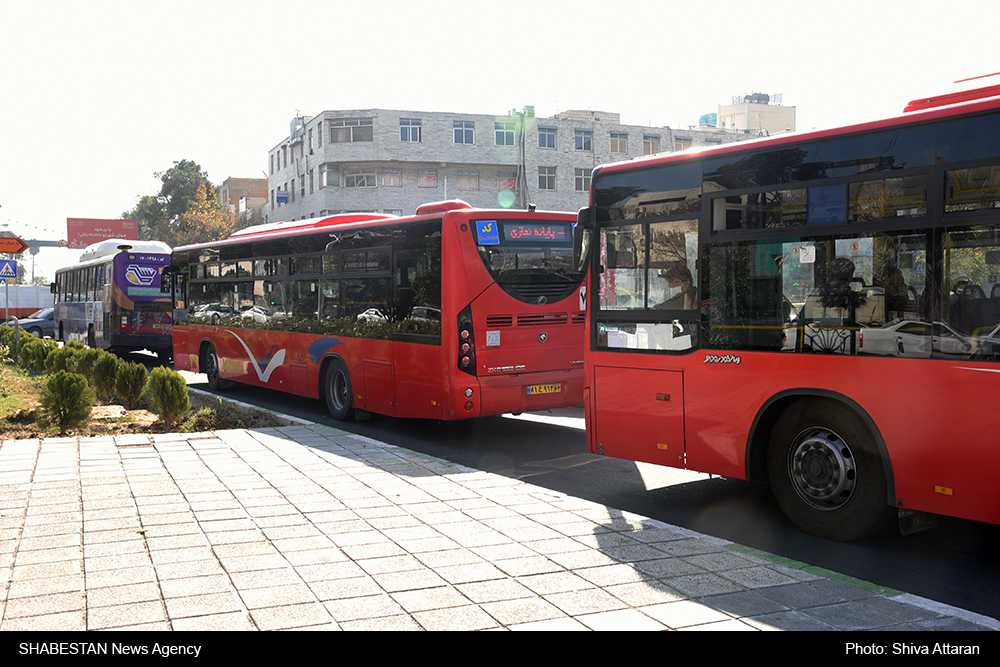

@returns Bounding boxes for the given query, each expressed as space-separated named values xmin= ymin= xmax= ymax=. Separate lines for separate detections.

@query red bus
xmin=574 ymin=86 xmax=1000 ymax=540
xmin=169 ymin=201 xmax=585 ymax=421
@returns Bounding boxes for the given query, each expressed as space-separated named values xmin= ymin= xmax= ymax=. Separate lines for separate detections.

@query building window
xmin=300 ymin=175 xmax=306 ymax=197
xmin=539 ymin=127 xmax=556 ymax=149
xmin=317 ymin=122 xmax=322 ymax=146
xmin=344 ymin=168 xmax=376 ymax=188
xmin=309 ymin=170 xmax=315 ymax=194
xmin=458 ymin=171 xmax=479 ymax=190
xmin=498 ymin=171 xmax=517 ymax=191
xmin=575 ymin=168 xmax=591 ymax=192
xmin=418 ymin=170 xmax=437 ymax=188
xmin=610 ymin=132 xmax=628 ymax=153
xmin=400 ymin=118 xmax=421 ymax=142
xmin=538 ymin=167 xmax=556 ymax=191
xmin=321 ymin=164 xmax=340 ymax=188
xmin=382 ymin=168 xmax=401 ymax=187
xmin=454 ymin=121 xmax=475 ymax=144
xmin=495 ymin=121 xmax=515 ymax=146
xmin=675 ymin=137 xmax=692 ymax=151
xmin=330 ymin=118 xmax=373 ymax=143
xmin=575 ymin=130 xmax=592 ymax=151
xmin=643 ymin=135 xmax=660 ymax=155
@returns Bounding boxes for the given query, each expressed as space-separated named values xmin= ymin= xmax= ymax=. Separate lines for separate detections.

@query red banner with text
xmin=66 ymin=218 xmax=138 ymax=249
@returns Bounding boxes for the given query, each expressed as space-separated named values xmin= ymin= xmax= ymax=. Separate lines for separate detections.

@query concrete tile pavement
xmin=0 ymin=424 xmax=997 ymax=632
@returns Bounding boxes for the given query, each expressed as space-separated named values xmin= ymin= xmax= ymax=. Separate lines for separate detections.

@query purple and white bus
xmin=53 ymin=239 xmax=173 ymax=358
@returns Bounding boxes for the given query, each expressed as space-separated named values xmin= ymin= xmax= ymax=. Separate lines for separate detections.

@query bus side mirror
xmin=49 ymin=282 xmax=57 ymax=294
xmin=574 ymin=206 xmax=594 ymax=273
xmin=160 ymin=267 xmax=173 ymax=294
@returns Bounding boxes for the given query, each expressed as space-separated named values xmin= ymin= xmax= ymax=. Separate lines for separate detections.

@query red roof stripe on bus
xmin=596 ymin=92 xmax=1000 ymax=175
xmin=904 ymin=83 xmax=1000 ymax=113
xmin=228 ymin=213 xmax=395 ymax=241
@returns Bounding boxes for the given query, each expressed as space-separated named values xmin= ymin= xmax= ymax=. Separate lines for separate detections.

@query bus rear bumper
xmin=475 ymin=369 xmax=584 ymax=417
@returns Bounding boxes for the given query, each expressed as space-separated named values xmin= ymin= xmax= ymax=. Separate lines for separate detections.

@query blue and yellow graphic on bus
xmin=477 ymin=220 xmax=500 ymax=245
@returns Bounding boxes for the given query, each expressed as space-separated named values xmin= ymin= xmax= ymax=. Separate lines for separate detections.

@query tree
xmin=174 ymin=183 xmax=238 ymax=247
xmin=124 ymin=160 xmax=213 ymax=245
xmin=128 ymin=194 xmax=168 ymax=242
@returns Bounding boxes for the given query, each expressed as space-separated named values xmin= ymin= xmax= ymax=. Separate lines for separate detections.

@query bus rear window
xmin=474 ymin=218 xmax=582 ymax=303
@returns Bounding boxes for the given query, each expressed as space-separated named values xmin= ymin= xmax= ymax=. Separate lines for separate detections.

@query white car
xmin=783 ymin=319 xmax=972 ymax=358
xmin=357 ymin=308 xmax=388 ymax=322
xmin=241 ymin=306 xmax=270 ymax=323
xmin=192 ymin=303 xmax=235 ymax=323
xmin=857 ymin=320 xmax=971 ymax=358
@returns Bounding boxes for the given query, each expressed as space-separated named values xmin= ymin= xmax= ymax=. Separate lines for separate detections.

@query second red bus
xmin=169 ymin=201 xmax=586 ymax=421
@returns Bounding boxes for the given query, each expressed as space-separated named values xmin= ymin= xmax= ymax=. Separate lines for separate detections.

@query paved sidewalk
xmin=0 ymin=424 xmax=996 ymax=631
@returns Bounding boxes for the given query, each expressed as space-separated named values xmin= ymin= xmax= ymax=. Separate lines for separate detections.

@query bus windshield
xmin=474 ymin=218 xmax=582 ymax=302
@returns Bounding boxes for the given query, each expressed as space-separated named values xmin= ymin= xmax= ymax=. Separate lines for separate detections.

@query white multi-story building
xmin=715 ymin=93 xmax=796 ymax=136
xmin=265 ymin=107 xmax=756 ymax=222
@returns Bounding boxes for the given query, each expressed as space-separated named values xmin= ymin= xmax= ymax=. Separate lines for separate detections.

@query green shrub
xmin=147 ymin=366 xmax=191 ymax=428
xmin=70 ymin=348 xmax=102 ymax=381
xmin=45 ymin=346 xmax=79 ymax=374
xmin=0 ymin=326 xmax=15 ymax=359
xmin=115 ymin=361 xmax=148 ymax=410
xmin=4 ymin=330 xmax=26 ymax=364
xmin=90 ymin=351 xmax=121 ymax=402
xmin=37 ymin=371 xmax=95 ymax=435
xmin=64 ymin=341 xmax=87 ymax=351
xmin=20 ymin=338 xmax=57 ymax=374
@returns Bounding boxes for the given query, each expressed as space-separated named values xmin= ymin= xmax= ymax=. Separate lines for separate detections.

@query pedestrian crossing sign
xmin=0 ymin=260 xmax=16 ymax=280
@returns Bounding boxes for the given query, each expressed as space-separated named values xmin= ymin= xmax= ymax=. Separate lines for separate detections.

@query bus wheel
xmin=767 ymin=399 xmax=893 ymax=541
xmin=324 ymin=359 xmax=355 ymax=421
xmin=205 ymin=344 xmax=228 ymax=391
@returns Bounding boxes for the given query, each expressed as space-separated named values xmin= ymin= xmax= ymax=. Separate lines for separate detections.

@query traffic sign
xmin=0 ymin=260 xmax=16 ymax=280
xmin=0 ymin=232 xmax=28 ymax=254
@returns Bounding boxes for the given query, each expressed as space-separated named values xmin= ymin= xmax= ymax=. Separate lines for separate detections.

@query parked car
xmin=857 ymin=319 xmax=971 ymax=358
xmin=192 ymin=303 xmax=236 ymax=323
xmin=241 ymin=306 xmax=270 ymax=323
xmin=357 ymin=308 xmax=388 ymax=322
xmin=3 ymin=307 xmax=55 ymax=338
xmin=410 ymin=306 xmax=442 ymax=322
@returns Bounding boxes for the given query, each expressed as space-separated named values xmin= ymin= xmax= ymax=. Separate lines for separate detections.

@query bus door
xmin=592 ymin=365 xmax=686 ymax=469
xmin=169 ymin=270 xmax=192 ymax=371
xmin=362 ymin=360 xmax=395 ymax=416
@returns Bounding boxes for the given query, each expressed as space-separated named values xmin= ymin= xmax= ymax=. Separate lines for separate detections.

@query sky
xmin=1 ymin=0 xmax=998 ymax=282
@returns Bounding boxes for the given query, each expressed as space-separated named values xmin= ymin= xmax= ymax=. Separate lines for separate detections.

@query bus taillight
xmin=457 ymin=305 xmax=476 ymax=376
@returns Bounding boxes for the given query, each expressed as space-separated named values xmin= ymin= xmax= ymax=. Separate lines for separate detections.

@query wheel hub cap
xmin=789 ymin=428 xmax=856 ymax=510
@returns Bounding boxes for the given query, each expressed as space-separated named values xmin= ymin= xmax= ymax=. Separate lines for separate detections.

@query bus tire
xmin=767 ymin=398 xmax=893 ymax=541
xmin=205 ymin=344 xmax=229 ymax=392
xmin=324 ymin=358 xmax=355 ymax=421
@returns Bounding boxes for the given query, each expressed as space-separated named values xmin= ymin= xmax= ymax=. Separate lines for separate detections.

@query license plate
xmin=527 ymin=383 xmax=562 ymax=395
